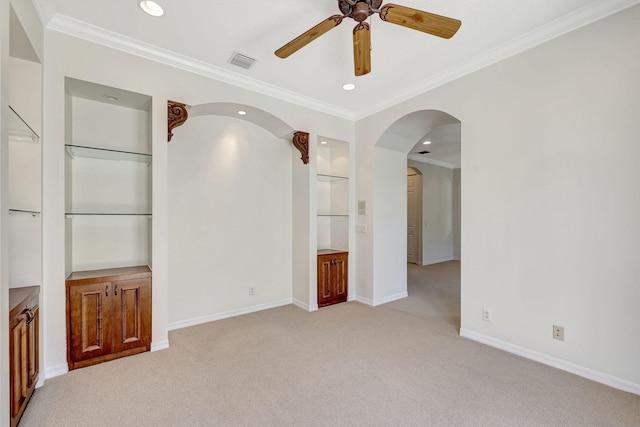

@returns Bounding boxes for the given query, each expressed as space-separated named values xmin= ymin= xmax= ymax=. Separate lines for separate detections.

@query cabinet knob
xmin=114 ymin=285 xmax=118 ymax=296
xmin=24 ymin=308 xmax=35 ymax=325
xmin=106 ymin=286 xmax=109 ymax=297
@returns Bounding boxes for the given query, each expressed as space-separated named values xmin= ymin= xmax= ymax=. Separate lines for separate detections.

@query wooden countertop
xmin=66 ymin=265 xmax=151 ymax=285
xmin=317 ymin=249 xmax=348 ymax=256
xmin=9 ymin=286 xmax=40 ymax=319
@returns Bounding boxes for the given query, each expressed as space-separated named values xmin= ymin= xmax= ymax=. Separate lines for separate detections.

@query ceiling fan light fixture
xmin=342 ymin=83 xmax=356 ymax=91
xmin=139 ymin=1 xmax=164 ymax=17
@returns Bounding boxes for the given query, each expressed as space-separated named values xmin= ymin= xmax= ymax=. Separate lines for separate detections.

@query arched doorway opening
xmin=373 ymin=109 xmax=461 ymax=328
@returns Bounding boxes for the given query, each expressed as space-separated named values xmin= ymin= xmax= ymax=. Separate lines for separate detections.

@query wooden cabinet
xmin=66 ymin=266 xmax=151 ymax=370
xmin=9 ymin=286 xmax=40 ymax=427
xmin=317 ymin=250 xmax=348 ymax=307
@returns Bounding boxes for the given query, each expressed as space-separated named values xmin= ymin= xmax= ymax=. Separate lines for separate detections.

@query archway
xmin=371 ymin=110 xmax=461 ymax=324
xmin=165 ymin=102 xmax=304 ymax=328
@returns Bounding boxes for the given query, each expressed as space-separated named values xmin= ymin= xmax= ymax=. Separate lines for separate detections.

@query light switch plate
xmin=358 ymin=200 xmax=366 ymax=215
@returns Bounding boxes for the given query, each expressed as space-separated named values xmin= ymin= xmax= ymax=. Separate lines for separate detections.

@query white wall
xmin=40 ymin=30 xmax=353 ymax=378
xmin=408 ymin=160 xmax=454 ymax=265
xmin=167 ymin=115 xmax=292 ymax=325
xmin=372 ymin=147 xmax=408 ymax=304
xmin=356 ymin=5 xmax=640 ymax=392
xmin=453 ymin=168 xmax=461 ymax=260
xmin=0 ymin=0 xmax=10 ymax=422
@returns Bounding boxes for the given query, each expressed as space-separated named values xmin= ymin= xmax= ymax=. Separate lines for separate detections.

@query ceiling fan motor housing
xmin=339 ymin=0 xmax=383 ymax=22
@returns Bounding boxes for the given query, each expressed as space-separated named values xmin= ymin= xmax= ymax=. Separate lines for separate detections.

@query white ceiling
xmin=26 ymin=0 xmax=637 ymax=165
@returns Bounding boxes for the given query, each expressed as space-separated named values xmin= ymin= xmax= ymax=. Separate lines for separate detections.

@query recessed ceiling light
xmin=139 ymin=1 xmax=164 ymax=17
xmin=342 ymin=83 xmax=356 ymax=91
xmin=103 ymin=95 xmax=119 ymax=102
xmin=320 ymin=141 xmax=328 ymax=145
xmin=422 ymin=141 xmax=432 ymax=145
xmin=237 ymin=110 xmax=247 ymax=115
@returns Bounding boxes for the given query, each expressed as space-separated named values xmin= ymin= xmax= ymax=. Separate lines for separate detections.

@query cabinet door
xmin=333 ymin=254 xmax=348 ymax=303
xmin=27 ymin=304 xmax=39 ymax=388
xmin=318 ymin=256 xmax=334 ymax=307
xmin=10 ymin=315 xmax=28 ymax=420
xmin=68 ymin=282 xmax=114 ymax=362
xmin=318 ymin=253 xmax=348 ymax=307
xmin=112 ymin=278 xmax=151 ymax=353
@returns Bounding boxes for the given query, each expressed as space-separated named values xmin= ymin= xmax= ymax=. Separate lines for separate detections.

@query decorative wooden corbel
xmin=292 ymin=131 xmax=309 ymax=165
xmin=168 ymin=100 xmax=189 ymax=142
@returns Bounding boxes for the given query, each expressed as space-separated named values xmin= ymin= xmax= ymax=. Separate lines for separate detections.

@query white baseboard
xmin=354 ymin=295 xmax=374 ymax=306
xmin=151 ymin=339 xmax=170 ymax=352
xmin=460 ymin=328 xmax=640 ymax=396
xmin=292 ymin=298 xmax=318 ymax=312
xmin=373 ymin=291 xmax=408 ymax=306
xmin=45 ymin=363 xmax=69 ymax=380
xmin=422 ymin=257 xmax=454 ymax=266
xmin=168 ymin=298 xmax=292 ymax=331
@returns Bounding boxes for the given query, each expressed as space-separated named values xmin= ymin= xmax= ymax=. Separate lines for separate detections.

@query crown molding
xmin=407 ymin=154 xmax=455 ymax=169
xmin=46 ymin=14 xmax=356 ymax=121
xmin=31 ymin=0 xmax=56 ymax=26
xmin=43 ymin=0 xmax=639 ymax=123
xmin=355 ymin=0 xmax=640 ymax=120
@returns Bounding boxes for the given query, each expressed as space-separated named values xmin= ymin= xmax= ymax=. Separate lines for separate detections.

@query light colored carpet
xmin=19 ymin=261 xmax=640 ymax=426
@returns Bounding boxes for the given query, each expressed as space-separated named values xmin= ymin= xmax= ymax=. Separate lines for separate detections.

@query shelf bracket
xmin=292 ymin=131 xmax=309 ymax=165
xmin=168 ymin=100 xmax=189 ymax=142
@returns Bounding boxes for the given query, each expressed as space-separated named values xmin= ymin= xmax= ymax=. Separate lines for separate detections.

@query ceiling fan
xmin=275 ymin=1 xmax=462 ymax=76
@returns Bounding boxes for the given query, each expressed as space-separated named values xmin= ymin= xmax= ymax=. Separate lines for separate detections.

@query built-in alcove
xmin=317 ymin=137 xmax=349 ymax=252
xmin=64 ymin=78 xmax=152 ymax=272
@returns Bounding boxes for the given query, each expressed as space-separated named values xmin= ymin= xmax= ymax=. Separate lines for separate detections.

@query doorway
xmin=407 ymin=167 xmax=423 ymax=264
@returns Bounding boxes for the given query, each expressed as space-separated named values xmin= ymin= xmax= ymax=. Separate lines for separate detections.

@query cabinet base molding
xmin=68 ymin=347 xmax=147 ymax=370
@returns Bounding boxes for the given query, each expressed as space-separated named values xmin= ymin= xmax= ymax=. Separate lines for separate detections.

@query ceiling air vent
xmin=418 ymin=150 xmax=430 ymax=155
xmin=228 ymin=51 xmax=256 ymax=70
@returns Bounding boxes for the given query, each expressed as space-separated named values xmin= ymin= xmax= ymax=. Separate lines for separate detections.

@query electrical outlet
xmin=553 ymin=325 xmax=564 ymax=341
xmin=482 ymin=308 xmax=492 ymax=322
xmin=249 ymin=286 xmax=255 ymax=296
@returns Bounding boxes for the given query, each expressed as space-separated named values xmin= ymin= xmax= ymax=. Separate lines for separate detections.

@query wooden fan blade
xmin=379 ymin=4 xmax=461 ymax=39
xmin=275 ymin=15 xmax=345 ymax=58
xmin=353 ymin=22 xmax=371 ymax=76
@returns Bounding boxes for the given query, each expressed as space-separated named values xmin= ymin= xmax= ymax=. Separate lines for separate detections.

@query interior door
xmin=407 ymin=169 xmax=422 ymax=264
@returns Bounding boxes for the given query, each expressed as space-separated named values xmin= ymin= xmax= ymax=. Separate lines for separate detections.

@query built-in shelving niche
xmin=317 ymin=138 xmax=350 ymax=252
xmin=8 ymin=106 xmax=42 ymax=288
xmin=64 ymin=78 xmax=152 ymax=273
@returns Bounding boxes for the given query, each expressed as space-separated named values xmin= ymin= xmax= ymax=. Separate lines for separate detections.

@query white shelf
xmin=65 ymin=144 xmax=151 ymax=164
xmin=66 ymin=213 xmax=151 ymax=218
xmin=9 ymin=209 xmax=40 ymax=217
xmin=317 ymin=174 xmax=348 ymax=183
xmin=8 ymin=106 xmax=39 ymax=143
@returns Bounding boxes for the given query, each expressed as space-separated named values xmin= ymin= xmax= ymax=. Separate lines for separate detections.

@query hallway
xmin=388 ymin=261 xmax=461 ymax=330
